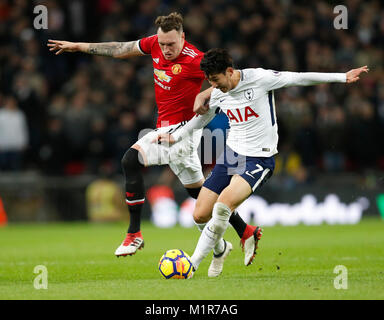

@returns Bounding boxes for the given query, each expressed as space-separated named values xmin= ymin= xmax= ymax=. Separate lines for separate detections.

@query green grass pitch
xmin=0 ymin=218 xmax=383 ymax=300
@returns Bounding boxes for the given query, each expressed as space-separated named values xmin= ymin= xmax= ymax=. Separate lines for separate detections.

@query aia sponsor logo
xmin=225 ymin=106 xmax=259 ymax=123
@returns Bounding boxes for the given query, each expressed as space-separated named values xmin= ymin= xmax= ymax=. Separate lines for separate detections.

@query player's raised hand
xmin=346 ymin=66 xmax=369 ymax=83
xmin=151 ymin=133 xmax=176 ymax=145
xmin=47 ymin=40 xmax=79 ymax=55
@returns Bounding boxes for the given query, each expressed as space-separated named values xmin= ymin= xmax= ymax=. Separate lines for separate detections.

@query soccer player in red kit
xmin=48 ymin=13 xmax=260 ymax=272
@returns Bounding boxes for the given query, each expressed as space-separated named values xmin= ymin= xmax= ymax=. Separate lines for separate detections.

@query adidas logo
xmin=153 ymin=58 xmax=159 ymax=64
xmin=182 ymin=47 xmax=198 ymax=58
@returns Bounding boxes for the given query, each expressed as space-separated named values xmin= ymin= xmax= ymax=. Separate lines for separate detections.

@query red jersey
xmin=138 ymin=35 xmax=205 ymax=127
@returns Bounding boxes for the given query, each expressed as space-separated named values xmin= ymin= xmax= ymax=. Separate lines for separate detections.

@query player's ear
xmin=226 ymin=67 xmax=234 ymax=76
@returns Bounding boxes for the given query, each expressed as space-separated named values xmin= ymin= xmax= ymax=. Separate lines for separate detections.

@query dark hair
xmin=200 ymin=48 xmax=234 ymax=76
xmin=155 ymin=12 xmax=183 ymax=33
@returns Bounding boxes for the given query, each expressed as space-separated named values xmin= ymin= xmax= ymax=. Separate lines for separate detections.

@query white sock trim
xmin=213 ymin=202 xmax=231 ymax=220
xmin=194 ymin=221 xmax=206 ymax=232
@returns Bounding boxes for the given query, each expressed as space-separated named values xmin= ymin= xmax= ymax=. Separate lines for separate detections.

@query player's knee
xmin=121 ymin=148 xmax=143 ymax=173
xmin=192 ymin=199 xmax=212 ymax=224
xmin=193 ymin=206 xmax=211 ymax=224
xmin=193 ymin=213 xmax=208 ymax=224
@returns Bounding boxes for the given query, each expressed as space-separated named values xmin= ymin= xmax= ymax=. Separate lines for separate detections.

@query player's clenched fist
xmin=47 ymin=40 xmax=80 ymax=55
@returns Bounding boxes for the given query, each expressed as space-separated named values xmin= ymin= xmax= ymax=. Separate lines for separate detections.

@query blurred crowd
xmin=0 ymin=0 xmax=383 ymax=186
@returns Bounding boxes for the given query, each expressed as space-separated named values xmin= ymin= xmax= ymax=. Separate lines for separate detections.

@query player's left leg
xmin=190 ymin=175 xmax=252 ymax=272
xmin=115 ymin=125 xmax=182 ymax=257
xmin=235 ymin=156 xmax=274 ymax=265
xmin=175 ymin=155 xmax=256 ymax=248
xmin=186 ymin=186 xmax=232 ymax=278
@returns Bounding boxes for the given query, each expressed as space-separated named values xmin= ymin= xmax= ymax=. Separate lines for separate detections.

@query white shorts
xmin=134 ymin=123 xmax=204 ymax=186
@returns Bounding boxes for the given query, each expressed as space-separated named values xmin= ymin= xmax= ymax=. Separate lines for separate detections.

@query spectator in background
xmin=86 ymin=117 xmax=109 ymax=174
xmin=47 ymin=93 xmax=67 ymax=118
xmin=293 ymin=112 xmax=320 ymax=182
xmin=346 ymin=100 xmax=380 ymax=170
xmin=88 ymin=90 xmax=109 ymax=119
xmin=0 ymin=96 xmax=29 ymax=171
xmin=0 ymin=0 xmax=382 ymax=179
xmin=62 ymin=91 xmax=92 ymax=164
xmin=317 ymin=106 xmax=347 ymax=172
xmin=39 ymin=116 xmax=67 ymax=175
xmin=107 ymin=111 xmax=138 ymax=173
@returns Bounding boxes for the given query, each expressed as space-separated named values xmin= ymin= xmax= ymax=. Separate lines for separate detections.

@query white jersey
xmin=173 ymin=68 xmax=346 ymax=157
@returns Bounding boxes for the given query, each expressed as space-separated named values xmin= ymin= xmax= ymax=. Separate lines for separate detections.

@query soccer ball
xmin=158 ymin=249 xmax=193 ymax=279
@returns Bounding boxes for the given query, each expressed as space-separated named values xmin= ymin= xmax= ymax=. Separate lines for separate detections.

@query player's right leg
xmin=189 ymin=180 xmax=234 ymax=277
xmin=115 ymin=145 xmax=146 ymax=257
xmin=115 ymin=124 xmax=190 ymax=257
xmin=166 ymin=130 xmax=230 ymax=262
xmin=190 ymin=199 xmax=233 ymax=276
xmin=192 ymin=187 xmax=233 ymax=278
xmin=178 ymin=175 xmax=230 ymax=266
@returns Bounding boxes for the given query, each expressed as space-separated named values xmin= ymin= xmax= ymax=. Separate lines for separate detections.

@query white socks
xmin=191 ymin=202 xmax=231 ymax=270
xmin=194 ymin=221 xmax=225 ymax=257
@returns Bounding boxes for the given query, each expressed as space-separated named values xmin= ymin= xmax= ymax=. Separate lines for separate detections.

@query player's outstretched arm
xmin=152 ymin=107 xmax=218 ymax=145
xmin=346 ymin=66 xmax=369 ymax=83
xmin=260 ymin=65 xmax=369 ymax=91
xmin=47 ymin=40 xmax=144 ymax=58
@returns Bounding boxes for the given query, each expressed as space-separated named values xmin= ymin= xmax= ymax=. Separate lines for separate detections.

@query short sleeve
xmin=138 ymin=35 xmax=157 ymax=55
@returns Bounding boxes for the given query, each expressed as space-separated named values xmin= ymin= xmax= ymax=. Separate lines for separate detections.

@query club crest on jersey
xmin=154 ymin=69 xmax=172 ymax=83
xmin=172 ymin=64 xmax=182 ymax=75
xmin=225 ymin=106 xmax=259 ymax=123
xmin=244 ymin=89 xmax=254 ymax=101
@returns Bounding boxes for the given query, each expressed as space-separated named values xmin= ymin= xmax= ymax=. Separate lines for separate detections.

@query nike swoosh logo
xmin=220 ymin=98 xmax=225 ymax=103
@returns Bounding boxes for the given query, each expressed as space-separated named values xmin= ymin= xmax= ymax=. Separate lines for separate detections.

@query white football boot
xmin=187 ymin=266 xmax=195 ymax=279
xmin=207 ymin=240 xmax=233 ymax=277
xmin=115 ymin=231 xmax=144 ymax=257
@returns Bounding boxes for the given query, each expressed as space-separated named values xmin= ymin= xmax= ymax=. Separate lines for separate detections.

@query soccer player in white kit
xmin=48 ymin=15 xmax=262 ymax=267
xmin=155 ymin=48 xmax=369 ymax=277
